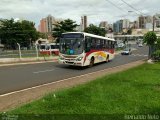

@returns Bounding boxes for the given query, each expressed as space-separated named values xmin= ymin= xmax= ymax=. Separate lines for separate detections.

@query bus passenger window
xmin=85 ymin=37 xmax=91 ymax=52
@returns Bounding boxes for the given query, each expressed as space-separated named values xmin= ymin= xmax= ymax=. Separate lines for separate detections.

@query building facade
xmin=99 ymin=21 xmax=108 ymax=29
xmin=38 ymin=15 xmax=58 ymax=34
xmin=113 ymin=20 xmax=123 ymax=33
xmin=81 ymin=15 xmax=87 ymax=31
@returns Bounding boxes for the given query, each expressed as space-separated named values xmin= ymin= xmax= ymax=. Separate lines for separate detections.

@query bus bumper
xmin=58 ymin=59 xmax=83 ymax=66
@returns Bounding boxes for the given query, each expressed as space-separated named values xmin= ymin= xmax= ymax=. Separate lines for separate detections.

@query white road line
xmin=0 ymin=59 xmax=147 ymax=97
xmin=33 ymin=69 xmax=55 ymax=74
xmin=132 ymin=54 xmax=148 ymax=57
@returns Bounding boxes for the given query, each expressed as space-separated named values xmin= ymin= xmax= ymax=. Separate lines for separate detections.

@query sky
xmin=0 ymin=0 xmax=160 ymax=27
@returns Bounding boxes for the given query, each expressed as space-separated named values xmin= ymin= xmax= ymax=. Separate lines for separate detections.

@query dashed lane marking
xmin=33 ymin=69 xmax=56 ymax=74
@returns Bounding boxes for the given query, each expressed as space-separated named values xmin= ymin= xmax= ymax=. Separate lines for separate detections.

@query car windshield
xmin=124 ymin=48 xmax=130 ymax=51
xmin=60 ymin=38 xmax=84 ymax=55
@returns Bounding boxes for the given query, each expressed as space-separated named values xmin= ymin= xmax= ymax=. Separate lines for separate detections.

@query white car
xmin=117 ymin=43 xmax=125 ymax=48
xmin=138 ymin=43 xmax=143 ymax=47
xmin=121 ymin=48 xmax=132 ymax=55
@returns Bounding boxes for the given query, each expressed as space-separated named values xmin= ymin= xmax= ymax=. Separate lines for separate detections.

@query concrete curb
xmin=0 ymin=59 xmax=146 ymax=112
xmin=0 ymin=57 xmax=59 ymax=67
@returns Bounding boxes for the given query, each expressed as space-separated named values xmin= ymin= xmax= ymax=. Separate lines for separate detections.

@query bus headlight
xmin=59 ymin=56 xmax=64 ymax=60
xmin=76 ymin=57 xmax=83 ymax=61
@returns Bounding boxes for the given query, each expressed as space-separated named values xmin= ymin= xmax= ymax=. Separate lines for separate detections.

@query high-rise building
xmin=38 ymin=15 xmax=58 ymax=34
xmin=138 ymin=16 xmax=146 ymax=29
xmin=46 ymin=15 xmax=56 ymax=33
xmin=129 ymin=20 xmax=138 ymax=29
xmin=113 ymin=20 xmax=123 ymax=33
xmin=81 ymin=15 xmax=87 ymax=31
xmin=122 ymin=19 xmax=130 ymax=29
xmin=39 ymin=18 xmax=47 ymax=33
xmin=155 ymin=13 xmax=160 ymax=28
xmin=99 ymin=21 xmax=108 ymax=29
xmin=138 ymin=15 xmax=153 ymax=29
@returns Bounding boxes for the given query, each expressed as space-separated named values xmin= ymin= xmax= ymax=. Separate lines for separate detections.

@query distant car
xmin=121 ymin=48 xmax=132 ymax=55
xmin=138 ymin=43 xmax=143 ymax=47
xmin=117 ymin=43 xmax=125 ymax=48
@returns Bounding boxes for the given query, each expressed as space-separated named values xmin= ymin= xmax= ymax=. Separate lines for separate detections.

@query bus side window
xmin=112 ymin=41 xmax=115 ymax=49
xmin=91 ymin=38 xmax=96 ymax=49
xmin=97 ymin=39 xmax=101 ymax=49
xmin=85 ymin=37 xmax=91 ymax=52
xmin=106 ymin=41 xmax=109 ymax=49
xmin=111 ymin=41 xmax=113 ymax=49
xmin=100 ymin=39 xmax=104 ymax=49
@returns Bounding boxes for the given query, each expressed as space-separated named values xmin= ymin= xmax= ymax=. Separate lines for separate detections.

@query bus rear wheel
xmin=106 ymin=55 xmax=109 ymax=63
xmin=89 ymin=57 xmax=94 ymax=67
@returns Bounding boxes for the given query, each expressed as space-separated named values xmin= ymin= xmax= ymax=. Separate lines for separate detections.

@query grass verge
xmin=2 ymin=62 xmax=160 ymax=120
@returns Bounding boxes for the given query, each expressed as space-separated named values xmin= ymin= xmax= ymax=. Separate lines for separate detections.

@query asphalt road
xmin=0 ymin=44 xmax=148 ymax=95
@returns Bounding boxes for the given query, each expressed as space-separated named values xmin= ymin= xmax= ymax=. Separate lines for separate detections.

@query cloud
xmin=0 ymin=0 xmax=159 ymax=27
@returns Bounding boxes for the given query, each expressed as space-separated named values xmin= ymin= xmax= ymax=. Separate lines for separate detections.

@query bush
xmin=152 ymin=50 xmax=160 ymax=61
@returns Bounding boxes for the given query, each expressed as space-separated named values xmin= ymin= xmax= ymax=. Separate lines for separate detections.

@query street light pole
xmin=35 ymin=44 xmax=39 ymax=59
xmin=17 ymin=43 xmax=22 ymax=59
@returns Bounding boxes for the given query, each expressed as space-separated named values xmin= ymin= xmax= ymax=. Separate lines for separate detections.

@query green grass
xmin=2 ymin=62 xmax=160 ymax=120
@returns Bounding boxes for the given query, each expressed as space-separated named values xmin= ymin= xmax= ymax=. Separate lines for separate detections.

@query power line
xmin=105 ymin=0 xmax=126 ymax=14
xmin=120 ymin=0 xmax=143 ymax=15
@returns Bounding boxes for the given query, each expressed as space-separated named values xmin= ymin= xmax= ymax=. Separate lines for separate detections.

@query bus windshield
xmin=60 ymin=38 xmax=84 ymax=55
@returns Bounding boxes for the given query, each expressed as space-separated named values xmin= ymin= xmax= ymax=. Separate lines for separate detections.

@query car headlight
xmin=76 ymin=57 xmax=83 ymax=61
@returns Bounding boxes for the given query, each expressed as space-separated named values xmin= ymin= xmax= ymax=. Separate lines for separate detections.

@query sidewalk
xmin=0 ymin=56 xmax=59 ymax=67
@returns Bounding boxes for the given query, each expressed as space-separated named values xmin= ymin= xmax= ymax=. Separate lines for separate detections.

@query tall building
xmin=38 ymin=15 xmax=57 ymax=34
xmin=99 ymin=21 xmax=108 ymax=29
xmin=155 ymin=13 xmax=160 ymax=28
xmin=138 ymin=16 xmax=146 ymax=29
xmin=39 ymin=18 xmax=47 ymax=33
xmin=113 ymin=20 xmax=123 ymax=33
xmin=122 ymin=19 xmax=130 ymax=29
xmin=129 ymin=21 xmax=138 ymax=29
xmin=138 ymin=15 xmax=152 ymax=29
xmin=81 ymin=15 xmax=87 ymax=31
xmin=46 ymin=15 xmax=56 ymax=33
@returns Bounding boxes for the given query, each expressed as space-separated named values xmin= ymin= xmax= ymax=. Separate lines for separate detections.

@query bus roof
xmin=62 ymin=32 xmax=115 ymax=41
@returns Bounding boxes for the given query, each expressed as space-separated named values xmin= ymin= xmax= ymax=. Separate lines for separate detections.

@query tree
xmin=143 ymin=31 xmax=157 ymax=59
xmin=0 ymin=19 xmax=39 ymax=49
xmin=84 ymin=24 xmax=106 ymax=37
xmin=52 ymin=19 xmax=78 ymax=42
xmin=38 ymin=32 xmax=47 ymax=39
xmin=127 ymin=28 xmax=132 ymax=35
xmin=156 ymin=38 xmax=160 ymax=49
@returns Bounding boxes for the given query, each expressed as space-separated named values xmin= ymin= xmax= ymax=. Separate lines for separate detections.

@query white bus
xmin=40 ymin=43 xmax=59 ymax=55
xmin=59 ymin=32 xmax=115 ymax=67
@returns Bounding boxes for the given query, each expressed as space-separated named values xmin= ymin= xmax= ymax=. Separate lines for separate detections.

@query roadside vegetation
xmin=143 ymin=31 xmax=160 ymax=61
xmin=3 ymin=62 xmax=160 ymax=120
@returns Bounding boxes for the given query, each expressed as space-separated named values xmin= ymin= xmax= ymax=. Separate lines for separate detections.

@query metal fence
xmin=0 ymin=46 xmax=56 ymax=59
